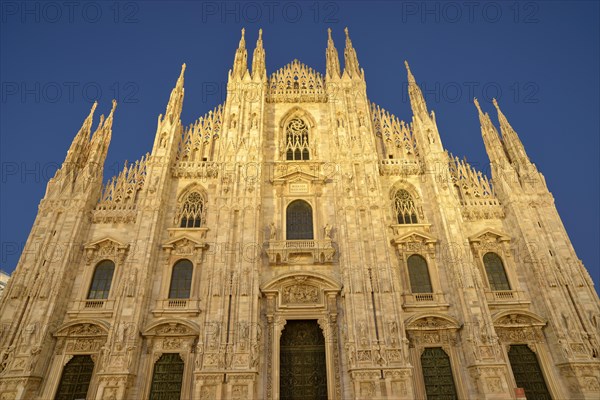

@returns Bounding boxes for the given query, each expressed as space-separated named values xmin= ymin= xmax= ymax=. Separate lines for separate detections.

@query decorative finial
xmin=328 ymin=27 xmax=332 ymax=40
xmin=241 ymin=27 xmax=245 ymax=37
xmin=181 ymin=63 xmax=187 ymax=73
xmin=111 ymin=99 xmax=117 ymax=111
xmin=258 ymin=28 xmax=262 ymax=40
xmin=344 ymin=27 xmax=349 ymax=37
xmin=492 ymin=98 xmax=499 ymax=109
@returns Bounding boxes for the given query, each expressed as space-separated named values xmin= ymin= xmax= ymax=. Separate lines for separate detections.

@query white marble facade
xmin=0 ymin=28 xmax=599 ymax=400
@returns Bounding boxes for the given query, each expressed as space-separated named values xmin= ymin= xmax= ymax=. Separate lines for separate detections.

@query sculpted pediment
xmin=85 ymin=237 xmax=129 ymax=251
xmin=492 ymin=311 xmax=546 ymax=328
xmin=272 ymin=169 xmax=322 ymax=183
xmin=55 ymin=321 xmax=110 ymax=337
xmin=468 ymin=229 xmax=510 ymax=244
xmin=143 ymin=320 xmax=200 ymax=337
xmin=405 ymin=314 xmax=461 ymax=331
xmin=84 ymin=237 xmax=129 ymax=263
xmin=261 ymin=273 xmax=341 ymax=308
xmin=162 ymin=235 xmax=208 ymax=256
xmin=393 ymin=230 xmax=437 ymax=245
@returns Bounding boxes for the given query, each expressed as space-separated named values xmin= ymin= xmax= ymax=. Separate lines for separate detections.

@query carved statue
xmin=269 ymin=222 xmax=277 ymax=240
xmin=250 ymin=342 xmax=260 ymax=368
xmin=24 ymin=323 xmax=37 ymax=346
xmin=345 ymin=342 xmax=356 ymax=367
xmin=324 ymin=223 xmax=332 ymax=239
xmin=359 ymin=322 xmax=368 ymax=346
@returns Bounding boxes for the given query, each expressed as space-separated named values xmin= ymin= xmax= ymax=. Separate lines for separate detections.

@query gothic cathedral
xmin=1 ymin=28 xmax=599 ymax=400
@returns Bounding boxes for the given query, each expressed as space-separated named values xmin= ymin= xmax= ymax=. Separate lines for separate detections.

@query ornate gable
xmin=267 ymin=60 xmax=326 ymax=103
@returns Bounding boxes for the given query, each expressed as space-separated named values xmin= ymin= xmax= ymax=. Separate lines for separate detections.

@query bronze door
xmin=54 ymin=355 xmax=94 ymax=400
xmin=421 ymin=347 xmax=458 ymax=400
xmin=508 ymin=345 xmax=552 ymax=400
xmin=280 ymin=320 xmax=327 ymax=400
xmin=149 ymin=353 xmax=184 ymax=400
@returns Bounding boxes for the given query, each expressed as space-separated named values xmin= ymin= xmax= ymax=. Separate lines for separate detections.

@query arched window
xmin=55 ymin=355 xmax=94 ymax=400
xmin=286 ymin=200 xmax=314 ymax=240
xmin=168 ymin=260 xmax=193 ymax=299
xmin=394 ymin=189 xmax=418 ymax=224
xmin=177 ymin=191 xmax=205 ymax=228
xmin=149 ymin=353 xmax=184 ymax=400
xmin=87 ymin=260 xmax=115 ymax=299
xmin=483 ymin=252 xmax=510 ymax=291
xmin=421 ymin=347 xmax=458 ymax=399
xmin=407 ymin=255 xmax=433 ymax=293
xmin=285 ymin=118 xmax=310 ymax=160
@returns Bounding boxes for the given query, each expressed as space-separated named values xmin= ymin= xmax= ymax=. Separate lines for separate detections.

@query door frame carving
xmin=261 ymin=272 xmax=342 ymax=400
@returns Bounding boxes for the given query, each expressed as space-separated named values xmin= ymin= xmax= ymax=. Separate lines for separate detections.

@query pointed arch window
xmin=286 ymin=200 xmax=314 ymax=240
xmin=149 ymin=353 xmax=184 ymax=400
xmin=483 ymin=252 xmax=510 ymax=291
xmin=177 ymin=191 xmax=205 ymax=228
xmin=394 ymin=189 xmax=418 ymax=224
xmin=87 ymin=260 xmax=115 ymax=300
xmin=407 ymin=254 xmax=433 ymax=293
xmin=285 ymin=118 xmax=310 ymax=160
xmin=168 ymin=259 xmax=193 ymax=299
xmin=54 ymin=355 xmax=95 ymax=400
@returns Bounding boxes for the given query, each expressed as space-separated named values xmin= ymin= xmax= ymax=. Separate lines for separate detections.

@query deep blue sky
xmin=1 ymin=1 xmax=598 ymax=286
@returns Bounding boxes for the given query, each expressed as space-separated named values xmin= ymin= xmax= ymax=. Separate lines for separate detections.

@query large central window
xmin=286 ymin=118 xmax=310 ymax=160
xmin=286 ymin=200 xmax=314 ymax=240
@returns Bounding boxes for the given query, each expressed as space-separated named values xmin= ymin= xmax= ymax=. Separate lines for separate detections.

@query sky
xmin=0 ymin=1 xmax=598 ymax=286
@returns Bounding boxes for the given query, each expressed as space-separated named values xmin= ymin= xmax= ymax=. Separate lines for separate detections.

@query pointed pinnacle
xmin=328 ymin=27 xmax=333 ymax=41
xmin=239 ymin=28 xmax=246 ymax=46
xmin=492 ymin=98 xmax=499 ymax=110
xmin=258 ymin=28 xmax=263 ymax=40
xmin=103 ymin=100 xmax=117 ymax=128
xmin=404 ymin=61 xmax=416 ymax=83
xmin=90 ymin=101 xmax=98 ymax=116
xmin=473 ymin=98 xmax=483 ymax=114
xmin=178 ymin=63 xmax=186 ymax=83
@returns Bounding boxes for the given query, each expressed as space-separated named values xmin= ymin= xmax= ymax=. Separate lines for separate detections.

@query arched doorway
xmin=149 ymin=353 xmax=184 ymax=400
xmin=54 ymin=355 xmax=94 ymax=400
xmin=280 ymin=320 xmax=327 ymax=400
xmin=421 ymin=347 xmax=458 ymax=400
xmin=508 ymin=345 xmax=551 ymax=400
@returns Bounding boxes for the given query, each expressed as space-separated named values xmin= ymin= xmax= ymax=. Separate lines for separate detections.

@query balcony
xmin=152 ymin=299 xmax=201 ymax=317
xmin=402 ymin=292 xmax=449 ymax=311
xmin=67 ymin=299 xmax=115 ymax=317
xmin=485 ymin=290 xmax=530 ymax=307
xmin=265 ymin=240 xmax=336 ymax=265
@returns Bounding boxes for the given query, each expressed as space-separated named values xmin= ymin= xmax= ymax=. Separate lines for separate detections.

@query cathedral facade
xmin=0 ymin=28 xmax=599 ymax=400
